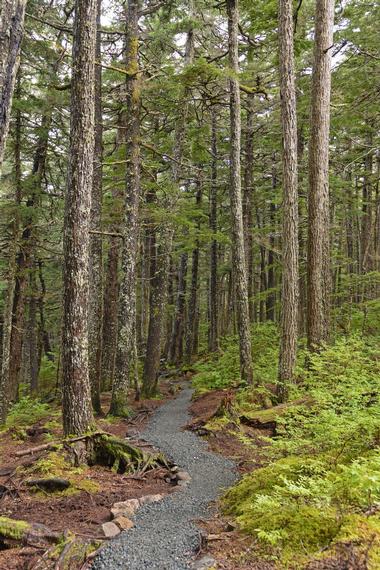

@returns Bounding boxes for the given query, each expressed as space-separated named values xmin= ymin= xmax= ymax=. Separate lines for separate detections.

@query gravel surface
xmin=92 ymin=386 xmax=238 ymax=569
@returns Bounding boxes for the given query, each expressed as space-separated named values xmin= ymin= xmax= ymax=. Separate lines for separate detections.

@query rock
xmin=114 ymin=516 xmax=134 ymax=531
xmin=177 ymin=471 xmax=191 ymax=482
xmin=176 ymin=470 xmax=192 ymax=486
xmin=192 ymin=555 xmax=218 ymax=569
xmin=102 ymin=521 xmax=120 ymax=538
xmin=138 ymin=493 xmax=163 ymax=506
xmin=111 ymin=498 xmax=140 ymax=519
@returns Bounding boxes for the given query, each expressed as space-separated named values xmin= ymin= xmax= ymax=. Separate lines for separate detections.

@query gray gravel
xmin=92 ymin=386 xmax=237 ymax=569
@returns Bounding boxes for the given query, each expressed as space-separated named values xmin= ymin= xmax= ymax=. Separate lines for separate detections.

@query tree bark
xmin=226 ymin=0 xmax=253 ymax=384
xmin=307 ymin=0 xmax=334 ymax=350
xmin=0 ymin=0 xmax=26 ymax=171
xmin=62 ymin=0 xmax=97 ymax=437
xmin=277 ymin=0 xmax=299 ymax=401
xmin=111 ymin=0 xmax=141 ymax=415
xmin=168 ymin=252 xmax=188 ymax=364
xmin=185 ymin=177 xmax=202 ymax=363
xmin=208 ymin=108 xmax=219 ymax=352
xmin=88 ymin=0 xmax=103 ymax=415
xmin=142 ymin=225 xmax=171 ymax=397
xmin=243 ymin=94 xmax=254 ymax=321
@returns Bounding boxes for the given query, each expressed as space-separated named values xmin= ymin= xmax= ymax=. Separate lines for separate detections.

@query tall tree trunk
xmin=0 ymin=84 xmax=22 ymax=423
xmin=168 ymin=252 xmax=188 ymax=364
xmin=266 ymin=177 xmax=277 ymax=322
xmin=166 ymin=5 xmax=195 ymax=366
xmin=28 ymin=262 xmax=39 ymax=394
xmin=277 ymin=0 xmax=299 ymax=400
xmin=142 ymin=225 xmax=171 ymax=397
xmin=227 ymin=0 xmax=253 ymax=384
xmin=88 ymin=0 xmax=103 ymax=415
xmin=111 ymin=0 xmax=141 ymax=415
xmin=208 ymin=108 xmax=219 ymax=352
xmin=0 ymin=0 xmax=26 ymax=171
xmin=307 ymin=0 xmax=334 ymax=350
xmin=62 ymin=0 xmax=97 ymax=438
xmin=185 ymin=178 xmax=202 ymax=362
xmin=243 ymin=94 xmax=254 ymax=321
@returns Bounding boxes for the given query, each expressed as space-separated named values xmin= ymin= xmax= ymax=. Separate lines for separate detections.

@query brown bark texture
xmin=111 ymin=0 xmax=141 ymax=415
xmin=227 ymin=0 xmax=254 ymax=384
xmin=62 ymin=0 xmax=97 ymax=436
xmin=0 ymin=0 xmax=26 ymax=171
xmin=277 ymin=0 xmax=299 ymax=399
xmin=307 ymin=0 xmax=334 ymax=350
xmin=88 ymin=0 xmax=103 ymax=414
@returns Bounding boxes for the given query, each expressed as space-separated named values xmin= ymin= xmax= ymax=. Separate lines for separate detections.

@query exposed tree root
xmin=90 ymin=432 xmax=170 ymax=473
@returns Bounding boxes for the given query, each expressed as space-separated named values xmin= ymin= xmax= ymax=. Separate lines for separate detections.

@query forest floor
xmin=0 ymin=379 xmax=275 ymax=569
xmin=0 ymin=384 xmax=177 ymax=570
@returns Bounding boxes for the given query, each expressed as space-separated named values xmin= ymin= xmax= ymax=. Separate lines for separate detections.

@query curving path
xmin=92 ymin=386 xmax=237 ymax=569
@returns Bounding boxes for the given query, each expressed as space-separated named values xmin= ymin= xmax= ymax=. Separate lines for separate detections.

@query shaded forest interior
xmin=0 ymin=0 xmax=380 ymax=568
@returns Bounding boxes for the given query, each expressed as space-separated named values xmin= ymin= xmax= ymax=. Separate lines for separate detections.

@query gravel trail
xmin=92 ymin=386 xmax=237 ymax=569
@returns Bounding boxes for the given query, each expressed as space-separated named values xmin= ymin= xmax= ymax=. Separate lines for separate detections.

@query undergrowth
xmin=192 ymin=322 xmax=278 ymax=394
xmin=2 ymin=397 xmax=51 ymax=430
xmin=191 ymin=315 xmax=380 ymax=568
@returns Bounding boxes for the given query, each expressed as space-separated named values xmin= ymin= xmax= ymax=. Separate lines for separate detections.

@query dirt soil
xmin=0 ymin=383 xmax=179 ymax=570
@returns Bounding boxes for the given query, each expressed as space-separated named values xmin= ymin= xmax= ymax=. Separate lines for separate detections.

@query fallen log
xmin=0 ymin=516 xmax=61 ymax=549
xmin=26 ymin=477 xmax=71 ymax=492
xmin=15 ymin=442 xmax=59 ymax=457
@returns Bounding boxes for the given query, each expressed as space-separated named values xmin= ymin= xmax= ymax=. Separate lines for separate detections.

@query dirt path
xmin=92 ymin=386 xmax=238 ymax=569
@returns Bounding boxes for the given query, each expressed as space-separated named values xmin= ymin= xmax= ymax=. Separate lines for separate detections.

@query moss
xmin=332 ymin=514 xmax=380 ymax=570
xmin=0 ymin=517 xmax=30 ymax=540
xmin=29 ymin=451 xmax=81 ymax=478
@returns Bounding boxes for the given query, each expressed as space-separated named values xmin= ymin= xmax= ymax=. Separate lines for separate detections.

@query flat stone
xmin=114 ymin=516 xmax=134 ymax=531
xmin=177 ymin=470 xmax=191 ymax=482
xmin=138 ymin=493 xmax=163 ymax=506
xmin=192 ymin=555 xmax=218 ymax=569
xmin=111 ymin=498 xmax=140 ymax=519
xmin=102 ymin=521 xmax=120 ymax=538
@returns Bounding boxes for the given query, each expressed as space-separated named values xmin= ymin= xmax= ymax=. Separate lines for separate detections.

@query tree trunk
xmin=208 ymin=108 xmax=219 ymax=352
xmin=226 ymin=0 xmax=253 ymax=385
xmin=307 ymin=0 xmax=334 ymax=350
xmin=243 ymin=94 xmax=254 ymax=321
xmin=110 ymin=0 xmax=141 ymax=416
xmin=266 ymin=183 xmax=277 ymax=321
xmin=277 ymin=0 xmax=299 ymax=401
xmin=0 ymin=0 xmax=26 ymax=171
xmin=0 ymin=86 xmax=22 ymax=422
xmin=185 ymin=178 xmax=202 ymax=362
xmin=62 ymin=0 xmax=97 ymax=438
xmin=142 ymin=226 xmax=171 ymax=397
xmin=101 ymin=237 xmax=119 ymax=390
xmin=167 ymin=252 xmax=188 ymax=364
xmin=88 ymin=0 xmax=103 ymax=415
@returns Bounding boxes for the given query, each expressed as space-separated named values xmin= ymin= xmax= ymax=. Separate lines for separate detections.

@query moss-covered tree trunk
xmin=111 ymin=0 xmax=141 ymax=415
xmin=89 ymin=0 xmax=104 ymax=415
xmin=62 ymin=0 xmax=97 ymax=438
xmin=0 ymin=0 xmax=26 ymax=172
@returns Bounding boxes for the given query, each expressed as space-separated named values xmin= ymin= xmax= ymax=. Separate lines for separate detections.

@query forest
xmin=0 ymin=0 xmax=379 ymax=568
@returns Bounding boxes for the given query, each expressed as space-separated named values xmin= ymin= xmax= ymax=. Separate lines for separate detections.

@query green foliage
xmin=192 ymin=323 xmax=278 ymax=394
xmin=3 ymin=397 xmax=50 ymax=430
xmin=223 ymin=335 xmax=380 ymax=566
